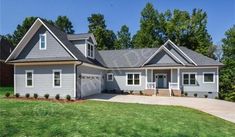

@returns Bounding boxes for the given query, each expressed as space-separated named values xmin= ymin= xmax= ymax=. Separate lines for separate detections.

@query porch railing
xmin=168 ymin=82 xmax=179 ymax=90
xmin=147 ymin=82 xmax=156 ymax=89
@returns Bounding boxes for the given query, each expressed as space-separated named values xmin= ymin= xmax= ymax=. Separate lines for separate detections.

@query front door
xmin=155 ymin=74 xmax=167 ymax=88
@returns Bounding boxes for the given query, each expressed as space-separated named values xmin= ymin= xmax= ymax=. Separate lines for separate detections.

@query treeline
xmin=2 ymin=3 xmax=235 ymax=101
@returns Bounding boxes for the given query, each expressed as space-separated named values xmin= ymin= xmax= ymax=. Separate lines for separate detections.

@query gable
xmin=146 ymin=49 xmax=182 ymax=66
xmin=16 ymin=25 xmax=73 ymax=60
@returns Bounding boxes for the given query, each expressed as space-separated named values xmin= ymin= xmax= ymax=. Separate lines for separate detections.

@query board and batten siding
xmin=15 ymin=64 xmax=75 ymax=98
xmin=16 ymin=26 xmax=72 ymax=59
xmin=106 ymin=70 xmax=146 ymax=91
xmin=180 ymin=68 xmax=218 ymax=98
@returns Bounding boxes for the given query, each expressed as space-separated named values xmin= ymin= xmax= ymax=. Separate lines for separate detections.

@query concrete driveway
xmin=87 ymin=94 xmax=235 ymax=123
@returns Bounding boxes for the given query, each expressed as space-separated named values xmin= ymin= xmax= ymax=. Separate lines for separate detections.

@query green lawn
xmin=1 ymin=87 xmax=235 ymax=137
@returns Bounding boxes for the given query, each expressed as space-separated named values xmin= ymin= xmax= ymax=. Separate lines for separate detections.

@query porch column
xmin=145 ymin=69 xmax=147 ymax=89
xmin=177 ymin=68 xmax=180 ymax=89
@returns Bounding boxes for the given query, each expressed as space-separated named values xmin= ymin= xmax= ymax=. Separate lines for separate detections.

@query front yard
xmin=0 ymin=87 xmax=235 ymax=137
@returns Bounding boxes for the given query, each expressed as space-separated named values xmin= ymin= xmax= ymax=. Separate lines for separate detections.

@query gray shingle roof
xmin=67 ymin=33 xmax=92 ymax=40
xmin=8 ymin=57 xmax=75 ymax=63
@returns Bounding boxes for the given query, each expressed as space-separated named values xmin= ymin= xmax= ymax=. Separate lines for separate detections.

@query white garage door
xmin=81 ymin=74 xmax=101 ymax=98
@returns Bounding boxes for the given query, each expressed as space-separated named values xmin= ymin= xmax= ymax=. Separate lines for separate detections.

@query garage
xmin=81 ymin=74 xmax=101 ymax=98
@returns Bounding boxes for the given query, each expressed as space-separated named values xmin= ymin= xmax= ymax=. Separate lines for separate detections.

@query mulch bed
xmin=4 ymin=96 xmax=85 ymax=103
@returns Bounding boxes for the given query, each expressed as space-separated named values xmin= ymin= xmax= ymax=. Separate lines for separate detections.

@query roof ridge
xmin=98 ymin=47 xmax=159 ymax=52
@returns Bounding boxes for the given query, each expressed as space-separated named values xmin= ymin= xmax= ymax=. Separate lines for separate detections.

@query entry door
xmin=155 ymin=74 xmax=167 ymax=88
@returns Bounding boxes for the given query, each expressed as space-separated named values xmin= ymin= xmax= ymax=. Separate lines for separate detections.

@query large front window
xmin=87 ymin=43 xmax=94 ymax=58
xmin=39 ymin=34 xmax=46 ymax=50
xmin=53 ymin=70 xmax=61 ymax=87
xmin=183 ymin=73 xmax=196 ymax=85
xmin=127 ymin=73 xmax=140 ymax=85
xmin=203 ymin=72 xmax=214 ymax=83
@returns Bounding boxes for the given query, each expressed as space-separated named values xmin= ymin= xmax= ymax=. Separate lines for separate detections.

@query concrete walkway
xmin=87 ymin=94 xmax=235 ymax=123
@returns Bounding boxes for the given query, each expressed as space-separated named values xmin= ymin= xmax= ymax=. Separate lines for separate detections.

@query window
xmin=26 ymin=70 xmax=33 ymax=87
xmin=182 ymin=73 xmax=196 ymax=85
xmin=87 ymin=43 xmax=94 ymax=58
xmin=53 ymin=70 xmax=61 ymax=87
xmin=203 ymin=72 xmax=215 ymax=83
xmin=126 ymin=73 xmax=141 ymax=86
xmin=39 ymin=34 xmax=46 ymax=50
xmin=107 ymin=73 xmax=113 ymax=81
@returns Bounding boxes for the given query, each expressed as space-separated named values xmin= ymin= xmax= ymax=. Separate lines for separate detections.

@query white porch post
xmin=177 ymin=68 xmax=180 ymax=89
xmin=145 ymin=69 xmax=147 ymax=89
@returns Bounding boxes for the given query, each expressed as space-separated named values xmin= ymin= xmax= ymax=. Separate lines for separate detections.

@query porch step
xmin=156 ymin=89 xmax=171 ymax=96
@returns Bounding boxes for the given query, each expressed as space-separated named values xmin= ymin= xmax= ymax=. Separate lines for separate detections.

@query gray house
xmin=6 ymin=18 xmax=223 ymax=99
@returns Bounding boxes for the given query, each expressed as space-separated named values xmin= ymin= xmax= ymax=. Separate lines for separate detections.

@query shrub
xmin=139 ymin=91 xmax=143 ymax=95
xmin=25 ymin=93 xmax=30 ymax=98
xmin=15 ymin=93 xmax=20 ymax=98
xmin=55 ymin=94 xmax=60 ymax=100
xmin=184 ymin=92 xmax=188 ymax=96
xmin=194 ymin=93 xmax=197 ymax=97
xmin=204 ymin=95 xmax=208 ymax=98
xmin=66 ymin=95 xmax=71 ymax=101
xmin=34 ymin=93 xmax=38 ymax=99
xmin=5 ymin=92 xmax=10 ymax=97
xmin=44 ymin=94 xmax=49 ymax=99
xmin=130 ymin=90 xmax=134 ymax=94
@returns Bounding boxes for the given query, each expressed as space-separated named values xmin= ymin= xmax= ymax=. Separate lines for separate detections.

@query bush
xmin=15 ymin=93 xmax=20 ymax=98
xmin=204 ymin=95 xmax=208 ymax=98
xmin=224 ymin=92 xmax=235 ymax=102
xmin=66 ymin=95 xmax=71 ymax=101
xmin=130 ymin=91 xmax=134 ymax=94
xmin=55 ymin=94 xmax=60 ymax=100
xmin=194 ymin=93 xmax=197 ymax=97
xmin=139 ymin=91 xmax=143 ymax=95
xmin=25 ymin=93 xmax=30 ymax=98
xmin=184 ymin=92 xmax=188 ymax=96
xmin=34 ymin=93 xmax=38 ymax=99
xmin=44 ymin=94 xmax=49 ymax=99
xmin=5 ymin=92 xmax=10 ymax=97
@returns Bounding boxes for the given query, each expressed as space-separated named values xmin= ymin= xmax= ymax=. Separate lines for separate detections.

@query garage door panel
xmin=81 ymin=74 xmax=101 ymax=97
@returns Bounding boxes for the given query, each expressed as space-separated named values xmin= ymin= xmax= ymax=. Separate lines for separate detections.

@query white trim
xmin=126 ymin=72 xmax=141 ymax=86
xmin=86 ymin=42 xmax=95 ymax=59
xmin=53 ymin=69 xmax=62 ymax=88
xmin=155 ymin=73 xmax=167 ymax=88
xmin=151 ymin=69 xmax=153 ymax=82
xmin=171 ymin=68 xmax=173 ymax=82
xmin=39 ymin=33 xmax=47 ymax=50
xmin=167 ymin=40 xmax=198 ymax=66
xmin=203 ymin=72 xmax=215 ymax=83
xmin=82 ymin=62 xmax=107 ymax=70
xmin=107 ymin=66 xmax=220 ymax=70
xmin=142 ymin=45 xmax=165 ymax=66
xmin=74 ymin=64 xmax=76 ymax=98
xmin=5 ymin=18 xmax=41 ymax=62
xmin=14 ymin=65 xmax=16 ymax=94
xmin=107 ymin=73 xmax=113 ymax=81
xmin=182 ymin=72 xmax=197 ymax=86
xmin=163 ymin=46 xmax=185 ymax=65
xmin=217 ymin=67 xmax=219 ymax=92
xmin=145 ymin=69 xmax=147 ymax=89
xmin=177 ymin=68 xmax=180 ymax=89
xmin=25 ymin=70 xmax=34 ymax=88
xmin=85 ymin=39 xmax=87 ymax=57
xmin=38 ymin=19 xmax=78 ymax=60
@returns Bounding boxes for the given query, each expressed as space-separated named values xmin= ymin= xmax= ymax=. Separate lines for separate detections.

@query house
xmin=6 ymin=18 xmax=223 ymax=99
xmin=0 ymin=36 xmax=14 ymax=86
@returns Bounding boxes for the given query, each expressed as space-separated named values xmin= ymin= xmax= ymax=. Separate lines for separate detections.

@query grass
xmin=1 ymin=87 xmax=235 ymax=137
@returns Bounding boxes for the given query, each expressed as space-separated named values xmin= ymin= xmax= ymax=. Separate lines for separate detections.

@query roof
xmin=8 ymin=57 xmax=76 ymax=63
xmin=67 ymin=33 xmax=92 ymax=40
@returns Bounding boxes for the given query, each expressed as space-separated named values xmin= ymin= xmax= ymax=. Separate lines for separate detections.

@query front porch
xmin=145 ymin=68 xmax=181 ymax=96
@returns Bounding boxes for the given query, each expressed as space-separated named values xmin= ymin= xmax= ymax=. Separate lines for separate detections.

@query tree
xmin=132 ymin=3 xmax=162 ymax=48
xmin=115 ymin=25 xmax=132 ymax=49
xmin=220 ymin=25 xmax=235 ymax=101
xmin=55 ymin=16 xmax=75 ymax=34
xmin=88 ymin=13 xmax=116 ymax=50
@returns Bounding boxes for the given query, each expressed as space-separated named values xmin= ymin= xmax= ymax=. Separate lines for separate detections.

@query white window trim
xmin=107 ymin=73 xmax=113 ymax=82
xmin=182 ymin=72 xmax=197 ymax=86
xmin=86 ymin=41 xmax=95 ymax=59
xmin=25 ymin=70 xmax=34 ymax=88
xmin=53 ymin=69 xmax=62 ymax=88
xmin=126 ymin=72 xmax=141 ymax=86
xmin=39 ymin=33 xmax=47 ymax=50
xmin=203 ymin=72 xmax=215 ymax=83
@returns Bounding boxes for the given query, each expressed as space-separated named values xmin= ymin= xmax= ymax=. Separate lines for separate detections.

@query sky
xmin=0 ymin=0 xmax=235 ymax=44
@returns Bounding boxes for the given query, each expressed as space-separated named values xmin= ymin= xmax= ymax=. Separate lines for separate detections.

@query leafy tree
xmin=88 ymin=13 xmax=116 ymax=50
xmin=115 ymin=25 xmax=132 ymax=49
xmin=220 ymin=25 xmax=235 ymax=101
xmin=55 ymin=16 xmax=75 ymax=34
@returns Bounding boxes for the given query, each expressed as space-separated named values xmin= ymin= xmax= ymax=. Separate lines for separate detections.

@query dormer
xmin=67 ymin=33 xmax=97 ymax=59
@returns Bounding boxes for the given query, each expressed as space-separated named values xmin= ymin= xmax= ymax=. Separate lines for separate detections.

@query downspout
xmin=75 ymin=62 xmax=83 ymax=99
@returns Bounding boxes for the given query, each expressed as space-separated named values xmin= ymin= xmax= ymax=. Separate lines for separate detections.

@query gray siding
xmin=106 ymin=70 xmax=146 ymax=91
xmin=15 ymin=64 xmax=75 ymax=98
xmin=71 ymin=40 xmax=86 ymax=57
xmin=180 ymin=68 xmax=218 ymax=93
xmin=17 ymin=26 xmax=72 ymax=59
xmin=166 ymin=44 xmax=190 ymax=64
xmin=147 ymin=50 xmax=179 ymax=65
